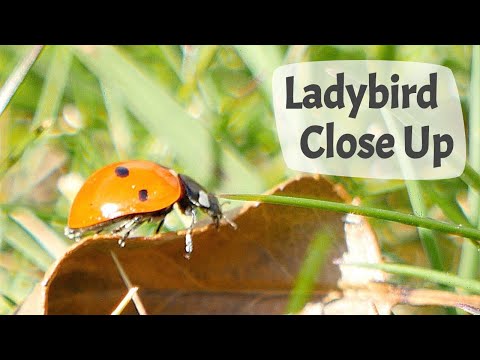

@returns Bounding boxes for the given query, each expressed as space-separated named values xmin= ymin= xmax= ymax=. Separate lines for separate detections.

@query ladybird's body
xmin=65 ymin=160 xmax=228 ymax=255
xmin=67 ymin=161 xmax=181 ymax=230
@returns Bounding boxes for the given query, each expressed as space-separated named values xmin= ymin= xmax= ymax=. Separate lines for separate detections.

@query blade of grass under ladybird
xmin=111 ymin=287 xmax=139 ymax=315
xmin=101 ymin=81 xmax=133 ymax=160
xmin=345 ymin=262 xmax=480 ymax=294
xmin=3 ymin=217 xmax=53 ymax=272
xmin=110 ymin=251 xmax=147 ymax=315
xmin=9 ymin=208 xmax=69 ymax=260
xmin=31 ymin=46 xmax=72 ymax=129
xmin=0 ymin=45 xmax=44 ymax=117
xmin=234 ymin=45 xmax=284 ymax=104
xmin=72 ymin=46 xmax=264 ymax=191
xmin=458 ymin=45 xmax=480 ymax=290
xmin=286 ymin=233 xmax=332 ymax=314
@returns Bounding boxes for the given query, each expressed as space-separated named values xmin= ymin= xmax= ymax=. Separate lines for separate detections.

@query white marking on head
xmin=198 ymin=190 xmax=210 ymax=208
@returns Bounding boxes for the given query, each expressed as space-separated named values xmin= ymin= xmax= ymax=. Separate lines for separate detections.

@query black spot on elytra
xmin=138 ymin=189 xmax=148 ymax=202
xmin=115 ymin=166 xmax=129 ymax=177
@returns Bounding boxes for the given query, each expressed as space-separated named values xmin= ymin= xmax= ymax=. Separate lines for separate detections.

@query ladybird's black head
xmin=177 ymin=174 xmax=223 ymax=227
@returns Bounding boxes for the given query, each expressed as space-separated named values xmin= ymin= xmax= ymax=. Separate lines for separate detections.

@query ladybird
xmin=64 ymin=160 xmax=236 ymax=256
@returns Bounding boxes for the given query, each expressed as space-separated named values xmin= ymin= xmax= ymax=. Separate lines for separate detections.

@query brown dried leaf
xmin=19 ymin=174 xmax=369 ymax=315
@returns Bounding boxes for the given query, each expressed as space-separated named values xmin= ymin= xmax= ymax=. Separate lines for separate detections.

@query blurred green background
xmin=0 ymin=45 xmax=476 ymax=314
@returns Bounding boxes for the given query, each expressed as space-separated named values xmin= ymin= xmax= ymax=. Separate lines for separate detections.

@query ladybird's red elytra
xmin=64 ymin=160 xmax=234 ymax=256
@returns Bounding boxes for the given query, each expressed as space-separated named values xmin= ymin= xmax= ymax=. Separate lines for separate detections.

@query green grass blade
xmin=9 ymin=208 xmax=68 ymax=259
xmin=346 ymin=262 xmax=480 ymax=294
xmin=458 ymin=45 xmax=480 ymax=286
xmin=101 ymin=81 xmax=132 ymax=160
xmin=423 ymin=184 xmax=471 ymax=227
xmin=179 ymin=45 xmax=219 ymax=104
xmin=3 ymin=216 xmax=53 ymax=272
xmin=181 ymin=45 xmax=218 ymax=84
xmin=0 ymin=45 xmax=44 ymax=117
xmin=461 ymin=163 xmax=480 ymax=193
xmin=286 ymin=233 xmax=332 ymax=314
xmin=284 ymin=45 xmax=310 ymax=64
xmin=31 ymin=46 xmax=72 ymax=128
xmin=234 ymin=45 xmax=283 ymax=104
xmin=221 ymin=194 xmax=480 ymax=243
xmin=157 ymin=45 xmax=183 ymax=80
xmin=458 ymin=244 xmax=480 ymax=287
xmin=0 ymin=46 xmax=71 ymax=178
xmin=0 ymin=293 xmax=16 ymax=308
xmin=405 ymin=181 xmax=444 ymax=270
xmin=0 ymin=121 xmax=49 ymax=179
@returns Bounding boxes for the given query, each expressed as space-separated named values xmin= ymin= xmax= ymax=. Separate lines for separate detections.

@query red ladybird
xmin=64 ymin=160 xmax=235 ymax=256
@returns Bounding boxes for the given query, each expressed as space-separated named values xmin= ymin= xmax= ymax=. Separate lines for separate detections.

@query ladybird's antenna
xmin=219 ymin=200 xmax=237 ymax=230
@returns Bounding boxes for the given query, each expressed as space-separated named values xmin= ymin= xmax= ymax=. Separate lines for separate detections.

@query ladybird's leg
xmin=117 ymin=216 xmax=144 ymax=247
xmin=118 ymin=216 xmax=143 ymax=247
xmin=154 ymin=218 xmax=165 ymax=235
xmin=64 ymin=227 xmax=83 ymax=242
xmin=111 ymin=219 xmax=134 ymax=234
xmin=185 ymin=209 xmax=197 ymax=258
xmin=112 ymin=216 xmax=145 ymax=245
